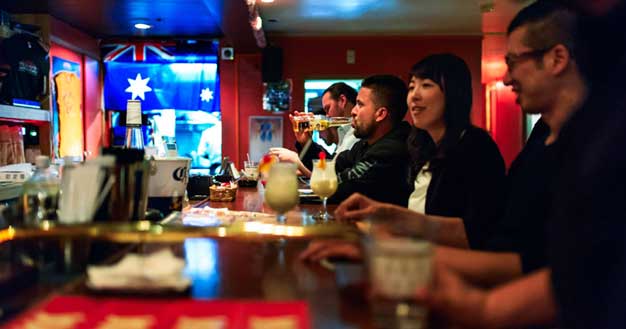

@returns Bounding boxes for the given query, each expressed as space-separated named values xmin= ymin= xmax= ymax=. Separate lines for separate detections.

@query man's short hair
xmin=508 ymin=0 xmax=578 ymax=55
xmin=323 ymin=82 xmax=357 ymax=105
xmin=360 ymin=75 xmax=408 ymax=125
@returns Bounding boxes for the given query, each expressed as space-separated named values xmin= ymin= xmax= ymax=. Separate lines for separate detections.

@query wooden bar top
xmin=1 ymin=185 xmax=376 ymax=328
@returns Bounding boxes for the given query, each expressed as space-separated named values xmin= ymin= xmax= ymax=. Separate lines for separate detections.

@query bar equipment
xmin=94 ymin=148 xmax=150 ymax=222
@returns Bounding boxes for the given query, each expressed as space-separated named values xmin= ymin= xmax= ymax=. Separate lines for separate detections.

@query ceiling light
xmin=261 ymin=0 xmax=274 ymax=3
xmin=134 ymin=23 xmax=152 ymax=30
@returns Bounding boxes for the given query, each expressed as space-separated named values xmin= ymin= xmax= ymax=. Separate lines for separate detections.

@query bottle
xmin=124 ymin=99 xmax=144 ymax=149
xmin=21 ymin=155 xmax=60 ymax=224
xmin=292 ymin=114 xmax=352 ymax=133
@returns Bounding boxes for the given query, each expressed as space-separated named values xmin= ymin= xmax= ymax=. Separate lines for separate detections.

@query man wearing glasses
xmin=415 ymin=1 xmax=591 ymax=328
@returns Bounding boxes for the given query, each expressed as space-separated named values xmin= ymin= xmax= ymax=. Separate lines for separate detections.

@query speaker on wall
xmin=262 ymin=46 xmax=283 ymax=83
xmin=221 ymin=47 xmax=234 ymax=60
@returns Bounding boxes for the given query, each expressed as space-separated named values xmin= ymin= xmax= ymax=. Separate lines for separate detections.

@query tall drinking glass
xmin=264 ymin=163 xmax=299 ymax=223
xmin=364 ymin=235 xmax=432 ymax=329
xmin=310 ymin=159 xmax=338 ymax=220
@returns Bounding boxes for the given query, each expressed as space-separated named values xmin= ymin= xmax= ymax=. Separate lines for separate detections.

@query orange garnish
xmin=259 ymin=154 xmax=278 ymax=174
xmin=318 ymin=152 xmax=326 ymax=169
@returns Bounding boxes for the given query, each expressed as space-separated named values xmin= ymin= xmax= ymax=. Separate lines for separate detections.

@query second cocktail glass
xmin=310 ymin=159 xmax=338 ymax=221
xmin=264 ymin=163 xmax=299 ymax=223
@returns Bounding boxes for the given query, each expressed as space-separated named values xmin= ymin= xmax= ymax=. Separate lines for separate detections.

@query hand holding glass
xmin=364 ymin=235 xmax=432 ymax=329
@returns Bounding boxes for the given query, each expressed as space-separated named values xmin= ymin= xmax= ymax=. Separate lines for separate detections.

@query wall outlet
xmin=346 ymin=49 xmax=355 ymax=64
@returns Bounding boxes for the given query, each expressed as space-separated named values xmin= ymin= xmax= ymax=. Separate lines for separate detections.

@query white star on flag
xmin=200 ymin=87 xmax=214 ymax=102
xmin=125 ymin=73 xmax=152 ymax=100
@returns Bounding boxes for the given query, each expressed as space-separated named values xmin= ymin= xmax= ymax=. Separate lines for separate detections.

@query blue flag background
xmin=104 ymin=62 xmax=219 ymax=111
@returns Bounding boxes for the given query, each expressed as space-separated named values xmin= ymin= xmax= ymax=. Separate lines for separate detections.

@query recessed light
xmin=261 ymin=0 xmax=274 ymax=3
xmin=134 ymin=23 xmax=152 ymax=30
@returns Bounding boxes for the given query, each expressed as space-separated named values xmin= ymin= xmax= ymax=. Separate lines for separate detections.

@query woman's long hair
xmin=407 ymin=53 xmax=473 ymax=183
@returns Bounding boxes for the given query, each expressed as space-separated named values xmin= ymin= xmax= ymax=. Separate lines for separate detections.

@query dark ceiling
xmin=0 ymin=0 xmax=259 ymax=51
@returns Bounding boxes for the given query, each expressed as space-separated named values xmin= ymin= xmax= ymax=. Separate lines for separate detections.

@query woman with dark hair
xmin=300 ymin=54 xmax=506 ymax=261
xmin=402 ymin=53 xmax=506 ymax=249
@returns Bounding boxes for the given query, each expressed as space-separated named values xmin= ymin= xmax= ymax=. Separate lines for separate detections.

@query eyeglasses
xmin=505 ymin=47 xmax=553 ymax=72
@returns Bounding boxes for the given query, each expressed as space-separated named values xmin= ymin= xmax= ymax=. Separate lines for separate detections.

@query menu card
xmin=6 ymin=295 xmax=310 ymax=329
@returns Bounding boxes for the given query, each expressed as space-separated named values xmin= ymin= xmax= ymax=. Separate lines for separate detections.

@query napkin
xmin=87 ymin=249 xmax=190 ymax=291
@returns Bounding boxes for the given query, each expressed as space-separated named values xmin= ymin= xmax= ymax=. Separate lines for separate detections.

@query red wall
xmin=84 ymin=56 xmax=103 ymax=155
xmin=488 ymin=83 xmax=523 ymax=167
xmin=220 ymin=35 xmax=483 ymax=168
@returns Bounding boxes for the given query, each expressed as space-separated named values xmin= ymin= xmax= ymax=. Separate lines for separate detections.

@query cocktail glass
xmin=264 ymin=163 xmax=299 ymax=223
xmin=310 ymin=159 xmax=338 ymax=221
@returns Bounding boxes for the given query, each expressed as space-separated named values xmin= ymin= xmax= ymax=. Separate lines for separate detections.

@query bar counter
xmin=0 ymin=186 xmax=375 ymax=328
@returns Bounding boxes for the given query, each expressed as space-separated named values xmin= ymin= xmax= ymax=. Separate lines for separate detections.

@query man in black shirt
xmin=329 ymin=75 xmax=411 ymax=205
xmin=417 ymin=2 xmax=626 ymax=328
xmin=413 ymin=2 xmax=590 ymax=327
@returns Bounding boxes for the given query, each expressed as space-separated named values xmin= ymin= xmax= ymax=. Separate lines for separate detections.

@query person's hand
xmin=289 ymin=111 xmax=313 ymax=145
xmin=334 ymin=193 xmax=397 ymax=222
xmin=335 ymin=193 xmax=429 ymax=237
xmin=298 ymin=239 xmax=363 ymax=262
xmin=415 ymin=261 xmax=489 ymax=329
xmin=268 ymin=147 xmax=301 ymax=164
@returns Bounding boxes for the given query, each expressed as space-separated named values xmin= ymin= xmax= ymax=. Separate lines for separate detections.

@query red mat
xmin=6 ymin=295 xmax=310 ymax=329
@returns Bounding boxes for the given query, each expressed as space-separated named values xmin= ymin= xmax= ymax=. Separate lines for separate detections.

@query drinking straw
xmin=299 ymin=139 xmax=312 ymax=160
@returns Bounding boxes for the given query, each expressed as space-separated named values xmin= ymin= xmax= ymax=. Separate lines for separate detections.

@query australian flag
xmin=102 ymin=41 xmax=219 ymax=112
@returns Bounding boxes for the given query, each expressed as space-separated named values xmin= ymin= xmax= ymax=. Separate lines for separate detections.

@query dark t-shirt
xmin=485 ymin=120 xmax=557 ymax=273
xmin=0 ymin=33 xmax=49 ymax=104
xmin=549 ymin=97 xmax=626 ymax=329
xmin=548 ymin=5 xmax=626 ymax=329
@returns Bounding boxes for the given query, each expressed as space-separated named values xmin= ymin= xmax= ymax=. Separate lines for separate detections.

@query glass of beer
xmin=310 ymin=159 xmax=338 ymax=220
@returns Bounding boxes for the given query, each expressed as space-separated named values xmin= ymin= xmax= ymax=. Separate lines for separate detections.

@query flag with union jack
xmin=103 ymin=42 xmax=175 ymax=62
xmin=101 ymin=41 xmax=218 ymax=63
xmin=102 ymin=41 xmax=220 ymax=111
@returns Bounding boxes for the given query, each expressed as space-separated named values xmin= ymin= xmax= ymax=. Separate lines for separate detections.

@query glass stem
xmin=323 ymin=197 xmax=328 ymax=219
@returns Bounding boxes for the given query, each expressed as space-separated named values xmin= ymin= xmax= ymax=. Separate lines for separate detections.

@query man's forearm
xmin=435 ymin=246 xmax=522 ymax=287
xmin=375 ymin=206 xmax=469 ymax=248
xmin=483 ymin=268 xmax=556 ymax=328
xmin=425 ymin=215 xmax=469 ymax=248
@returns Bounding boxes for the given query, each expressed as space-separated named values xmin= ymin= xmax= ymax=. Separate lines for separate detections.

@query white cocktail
xmin=310 ymin=159 xmax=338 ymax=220
xmin=264 ymin=163 xmax=299 ymax=222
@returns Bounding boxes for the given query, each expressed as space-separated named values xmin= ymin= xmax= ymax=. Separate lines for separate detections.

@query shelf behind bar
xmin=0 ymin=104 xmax=51 ymax=124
